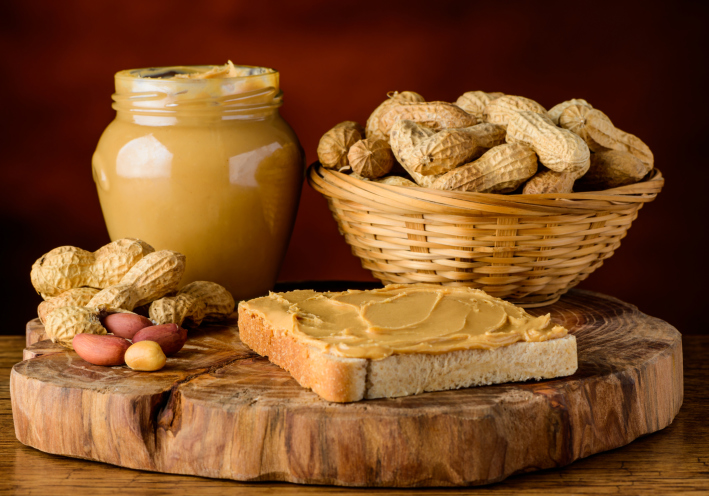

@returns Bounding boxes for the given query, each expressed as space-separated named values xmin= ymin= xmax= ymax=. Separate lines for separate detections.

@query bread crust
xmin=238 ymin=302 xmax=578 ymax=403
xmin=238 ymin=304 xmax=366 ymax=402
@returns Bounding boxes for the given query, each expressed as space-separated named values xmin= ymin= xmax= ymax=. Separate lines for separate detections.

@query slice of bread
xmin=238 ymin=301 xmax=578 ymax=403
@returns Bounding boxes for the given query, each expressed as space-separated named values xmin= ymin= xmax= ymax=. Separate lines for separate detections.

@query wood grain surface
xmin=2 ymin=342 xmax=707 ymax=495
xmin=9 ymin=290 xmax=687 ymax=489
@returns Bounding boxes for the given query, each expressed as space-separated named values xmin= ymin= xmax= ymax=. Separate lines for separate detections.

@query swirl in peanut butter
xmin=245 ymin=284 xmax=568 ymax=359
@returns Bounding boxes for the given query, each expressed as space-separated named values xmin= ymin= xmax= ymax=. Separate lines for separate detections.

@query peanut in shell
xmin=375 ymin=176 xmax=418 ymax=187
xmin=88 ymin=250 xmax=186 ymax=311
xmin=456 ymin=122 xmax=507 ymax=160
xmin=547 ymin=99 xmax=592 ymax=125
xmin=506 ymin=111 xmax=590 ymax=177
xmin=389 ymin=120 xmax=502 ymax=177
xmin=575 ymin=150 xmax=651 ymax=191
xmin=317 ymin=121 xmax=363 ymax=169
xmin=455 ymin=91 xmax=505 ymax=120
xmin=31 ymin=238 xmax=155 ymax=299
xmin=389 ymin=120 xmax=439 ymax=187
xmin=347 ymin=139 xmax=394 ymax=179
xmin=483 ymin=95 xmax=547 ymax=129
xmin=558 ymin=105 xmax=653 ymax=167
xmin=431 ymin=143 xmax=538 ymax=193
xmin=406 ymin=128 xmax=479 ymax=176
xmin=150 ymin=281 xmax=235 ymax=326
xmin=378 ymin=102 xmax=477 ymax=140
xmin=523 ymin=168 xmax=576 ymax=194
xmin=365 ymin=91 xmax=425 ymax=141
xmin=44 ymin=306 xmax=106 ymax=348
xmin=38 ymin=287 xmax=99 ymax=323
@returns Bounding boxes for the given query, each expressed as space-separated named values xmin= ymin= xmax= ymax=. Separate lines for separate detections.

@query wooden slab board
xmin=11 ymin=289 xmax=683 ymax=487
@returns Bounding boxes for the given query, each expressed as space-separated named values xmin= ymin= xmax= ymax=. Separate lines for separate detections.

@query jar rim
xmin=115 ymin=64 xmax=278 ymax=82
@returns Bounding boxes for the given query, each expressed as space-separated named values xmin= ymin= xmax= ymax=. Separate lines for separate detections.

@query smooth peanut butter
xmin=94 ymin=64 xmax=303 ymax=304
xmin=244 ymin=284 xmax=568 ymax=359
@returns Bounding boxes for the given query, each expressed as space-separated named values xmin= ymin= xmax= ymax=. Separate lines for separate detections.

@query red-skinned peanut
xmin=103 ymin=313 xmax=153 ymax=340
xmin=132 ymin=323 xmax=187 ymax=356
xmin=72 ymin=333 xmax=131 ymax=366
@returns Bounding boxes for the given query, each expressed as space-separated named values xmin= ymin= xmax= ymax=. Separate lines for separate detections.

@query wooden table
xmin=2 ymin=335 xmax=708 ymax=494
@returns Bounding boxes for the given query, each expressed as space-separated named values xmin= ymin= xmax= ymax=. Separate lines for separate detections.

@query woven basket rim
xmin=308 ymin=163 xmax=663 ymax=216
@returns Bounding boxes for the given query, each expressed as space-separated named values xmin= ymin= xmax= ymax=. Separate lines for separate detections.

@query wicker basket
xmin=308 ymin=163 xmax=664 ymax=307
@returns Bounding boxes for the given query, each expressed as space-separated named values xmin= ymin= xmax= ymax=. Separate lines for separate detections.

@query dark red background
xmin=1 ymin=0 xmax=707 ymax=335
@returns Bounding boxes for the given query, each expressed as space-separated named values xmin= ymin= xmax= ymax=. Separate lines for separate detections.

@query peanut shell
xmin=31 ymin=238 xmax=155 ymax=299
xmin=506 ymin=111 xmax=590 ymax=177
xmin=376 ymin=176 xmax=418 ymax=187
xmin=576 ymin=150 xmax=650 ymax=191
xmin=45 ymin=306 xmax=106 ymax=348
xmin=149 ymin=294 xmax=205 ymax=327
xmin=456 ymin=122 xmax=507 ymax=160
xmin=179 ymin=281 xmax=235 ymax=321
xmin=405 ymin=128 xmax=478 ymax=176
xmin=38 ymin=287 xmax=99 ymax=323
xmin=365 ymin=91 xmax=425 ymax=141
xmin=347 ymin=139 xmax=394 ymax=179
xmin=431 ymin=143 xmax=538 ymax=193
xmin=483 ymin=95 xmax=547 ymax=129
xmin=378 ymin=102 xmax=477 ymax=140
xmin=88 ymin=250 xmax=186 ymax=311
xmin=150 ymin=281 xmax=234 ymax=326
xmin=317 ymin=122 xmax=363 ymax=169
xmin=547 ymin=99 xmax=592 ymax=125
xmin=335 ymin=120 xmax=364 ymax=135
xmin=389 ymin=120 xmax=439 ymax=187
xmin=455 ymin=91 xmax=505 ymax=120
xmin=558 ymin=105 xmax=654 ymax=167
xmin=349 ymin=173 xmax=370 ymax=181
xmin=523 ymin=169 xmax=576 ymax=194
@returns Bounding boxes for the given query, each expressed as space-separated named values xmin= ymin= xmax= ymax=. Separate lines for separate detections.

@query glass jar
xmin=92 ymin=64 xmax=304 ymax=302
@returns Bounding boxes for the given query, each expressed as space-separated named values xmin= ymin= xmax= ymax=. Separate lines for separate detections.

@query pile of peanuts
xmin=31 ymin=238 xmax=235 ymax=372
xmin=316 ymin=92 xmax=653 ymax=194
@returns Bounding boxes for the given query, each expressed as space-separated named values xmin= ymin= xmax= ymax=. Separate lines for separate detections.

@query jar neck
xmin=112 ymin=65 xmax=283 ymax=125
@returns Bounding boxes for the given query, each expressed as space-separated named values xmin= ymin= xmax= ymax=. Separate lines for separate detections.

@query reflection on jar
xmin=116 ymin=135 xmax=173 ymax=179
xmin=92 ymin=153 xmax=111 ymax=192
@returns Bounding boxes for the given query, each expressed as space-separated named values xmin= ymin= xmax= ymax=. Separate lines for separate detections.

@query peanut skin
xmin=103 ymin=313 xmax=154 ymax=340
xmin=132 ymin=323 xmax=187 ymax=356
xmin=72 ymin=333 xmax=131 ymax=366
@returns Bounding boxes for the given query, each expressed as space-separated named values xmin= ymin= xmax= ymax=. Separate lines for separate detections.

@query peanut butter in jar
xmin=93 ymin=62 xmax=304 ymax=302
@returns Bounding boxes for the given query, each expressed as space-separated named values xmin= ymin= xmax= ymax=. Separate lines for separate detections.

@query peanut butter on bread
xmin=242 ymin=283 xmax=568 ymax=359
xmin=238 ymin=284 xmax=577 ymax=402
